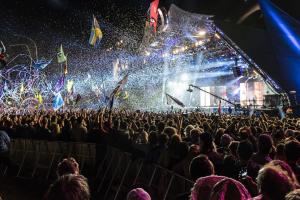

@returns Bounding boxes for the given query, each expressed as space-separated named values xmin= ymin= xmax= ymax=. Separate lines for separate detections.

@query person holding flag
xmin=89 ymin=15 xmax=103 ymax=47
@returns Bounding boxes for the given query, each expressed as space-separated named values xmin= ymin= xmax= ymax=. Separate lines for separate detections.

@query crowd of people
xmin=1 ymin=108 xmax=300 ymax=199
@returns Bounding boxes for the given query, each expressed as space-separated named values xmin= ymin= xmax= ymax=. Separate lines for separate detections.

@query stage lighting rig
xmin=187 ymin=85 xmax=193 ymax=92
xmin=187 ymin=84 xmax=236 ymax=107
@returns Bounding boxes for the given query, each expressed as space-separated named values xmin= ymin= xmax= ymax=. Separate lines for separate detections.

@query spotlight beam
xmin=188 ymin=84 xmax=236 ymax=106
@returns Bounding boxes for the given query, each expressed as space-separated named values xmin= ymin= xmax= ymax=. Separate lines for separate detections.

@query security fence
xmin=2 ymin=139 xmax=195 ymax=200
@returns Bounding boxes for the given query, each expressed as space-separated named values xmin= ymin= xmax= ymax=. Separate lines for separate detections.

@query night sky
xmin=1 ymin=0 xmax=300 ymax=53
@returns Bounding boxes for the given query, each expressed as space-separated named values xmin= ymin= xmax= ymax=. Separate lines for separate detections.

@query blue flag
xmin=53 ymin=93 xmax=64 ymax=111
xmin=33 ymin=59 xmax=52 ymax=70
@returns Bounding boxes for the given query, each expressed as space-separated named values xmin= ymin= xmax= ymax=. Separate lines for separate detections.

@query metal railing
xmin=4 ymin=139 xmax=195 ymax=200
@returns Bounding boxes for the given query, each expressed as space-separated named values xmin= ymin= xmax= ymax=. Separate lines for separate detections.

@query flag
xmin=57 ymin=45 xmax=67 ymax=63
xmin=89 ymin=15 xmax=103 ymax=46
xmin=67 ymin=80 xmax=74 ymax=93
xmin=33 ymin=59 xmax=52 ymax=70
xmin=165 ymin=93 xmax=185 ymax=107
xmin=35 ymin=92 xmax=43 ymax=104
xmin=20 ymin=83 xmax=25 ymax=94
xmin=38 ymin=94 xmax=43 ymax=104
xmin=122 ymin=91 xmax=129 ymax=100
xmin=218 ymin=100 xmax=222 ymax=115
xmin=54 ymin=75 xmax=65 ymax=93
xmin=53 ymin=92 xmax=64 ymax=111
xmin=118 ymin=90 xmax=129 ymax=100
xmin=149 ymin=0 xmax=159 ymax=33
xmin=109 ymin=73 xmax=129 ymax=100
xmin=108 ymin=74 xmax=129 ymax=110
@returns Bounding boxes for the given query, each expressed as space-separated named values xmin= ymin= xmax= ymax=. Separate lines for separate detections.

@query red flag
xmin=149 ymin=0 xmax=160 ymax=33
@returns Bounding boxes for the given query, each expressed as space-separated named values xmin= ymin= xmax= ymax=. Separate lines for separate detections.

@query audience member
xmin=57 ymin=157 xmax=80 ymax=177
xmin=209 ymin=177 xmax=251 ymax=200
xmin=189 ymin=154 xmax=214 ymax=181
xmin=44 ymin=174 xmax=90 ymax=200
xmin=127 ymin=188 xmax=151 ymax=200
xmin=253 ymin=165 xmax=295 ymax=200
xmin=1 ymin=109 xmax=300 ymax=200
xmin=285 ymin=140 xmax=300 ymax=181
xmin=191 ymin=175 xmax=226 ymax=200
xmin=286 ymin=189 xmax=300 ymax=200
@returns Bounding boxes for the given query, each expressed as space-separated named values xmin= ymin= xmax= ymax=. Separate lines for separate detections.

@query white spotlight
xmin=198 ymin=30 xmax=206 ymax=36
xmin=180 ymin=73 xmax=189 ymax=81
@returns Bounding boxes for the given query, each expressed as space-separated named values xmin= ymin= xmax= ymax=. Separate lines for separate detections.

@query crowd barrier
xmin=95 ymin=146 xmax=195 ymax=200
xmin=7 ymin=139 xmax=96 ymax=179
xmin=3 ymin=139 xmax=195 ymax=200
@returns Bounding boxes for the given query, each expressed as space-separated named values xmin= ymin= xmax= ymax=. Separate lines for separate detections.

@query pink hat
xmin=127 ymin=188 xmax=151 ymax=200
xmin=209 ymin=177 xmax=251 ymax=200
xmin=191 ymin=175 xmax=227 ymax=200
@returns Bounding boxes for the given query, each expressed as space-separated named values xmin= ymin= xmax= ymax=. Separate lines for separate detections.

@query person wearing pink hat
xmin=127 ymin=188 xmax=151 ymax=200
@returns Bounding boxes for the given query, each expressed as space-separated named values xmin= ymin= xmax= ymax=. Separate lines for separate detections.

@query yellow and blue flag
xmin=89 ymin=15 xmax=103 ymax=46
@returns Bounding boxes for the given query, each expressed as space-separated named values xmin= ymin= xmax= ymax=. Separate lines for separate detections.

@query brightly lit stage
xmin=0 ymin=5 xmax=288 ymax=112
xmin=120 ymin=5 xmax=285 ymax=111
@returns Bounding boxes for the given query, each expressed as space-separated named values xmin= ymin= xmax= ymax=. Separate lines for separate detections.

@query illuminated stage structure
xmin=1 ymin=3 xmax=295 ymax=112
xmin=134 ymin=4 xmax=284 ymax=111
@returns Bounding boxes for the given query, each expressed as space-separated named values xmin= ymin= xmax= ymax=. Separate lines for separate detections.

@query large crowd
xmin=0 ymin=108 xmax=300 ymax=199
